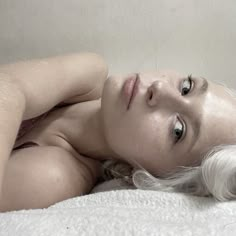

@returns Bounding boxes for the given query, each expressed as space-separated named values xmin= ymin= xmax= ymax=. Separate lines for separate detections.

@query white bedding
xmin=0 ymin=179 xmax=236 ymax=236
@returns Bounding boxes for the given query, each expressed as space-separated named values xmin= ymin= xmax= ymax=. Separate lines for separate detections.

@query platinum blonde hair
xmin=101 ymin=80 xmax=236 ymax=201
xmin=132 ymin=145 xmax=236 ymax=201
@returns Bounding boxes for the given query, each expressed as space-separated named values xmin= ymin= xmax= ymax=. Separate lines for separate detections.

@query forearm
xmin=0 ymin=52 xmax=108 ymax=120
xmin=0 ymin=79 xmax=25 ymax=196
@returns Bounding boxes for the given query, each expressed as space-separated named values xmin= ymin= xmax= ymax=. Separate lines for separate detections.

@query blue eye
xmin=181 ymin=75 xmax=193 ymax=96
xmin=173 ymin=119 xmax=184 ymax=142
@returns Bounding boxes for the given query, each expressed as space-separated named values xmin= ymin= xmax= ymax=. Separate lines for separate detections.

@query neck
xmin=77 ymin=99 xmax=122 ymax=161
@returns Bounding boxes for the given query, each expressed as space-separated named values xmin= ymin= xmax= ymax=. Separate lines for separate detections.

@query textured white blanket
xmin=0 ymin=179 xmax=236 ymax=236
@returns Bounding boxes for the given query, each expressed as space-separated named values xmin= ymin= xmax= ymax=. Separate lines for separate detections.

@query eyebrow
xmin=190 ymin=77 xmax=209 ymax=149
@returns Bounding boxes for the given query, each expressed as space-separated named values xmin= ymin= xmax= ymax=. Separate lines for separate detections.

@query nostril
xmin=148 ymin=88 xmax=153 ymax=100
xmin=149 ymin=91 xmax=153 ymax=100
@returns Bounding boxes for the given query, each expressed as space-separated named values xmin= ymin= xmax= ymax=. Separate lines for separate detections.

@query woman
xmin=0 ymin=53 xmax=235 ymax=212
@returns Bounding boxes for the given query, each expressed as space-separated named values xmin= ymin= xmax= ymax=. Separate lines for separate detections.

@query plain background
xmin=0 ymin=0 xmax=235 ymax=87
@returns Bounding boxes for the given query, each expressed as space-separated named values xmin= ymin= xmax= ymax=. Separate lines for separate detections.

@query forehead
xmin=191 ymin=80 xmax=236 ymax=160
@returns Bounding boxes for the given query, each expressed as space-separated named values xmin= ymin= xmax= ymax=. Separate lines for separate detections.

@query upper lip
xmin=127 ymin=73 xmax=140 ymax=109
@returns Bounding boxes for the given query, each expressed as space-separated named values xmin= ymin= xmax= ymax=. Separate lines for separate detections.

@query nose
xmin=146 ymin=79 xmax=187 ymax=109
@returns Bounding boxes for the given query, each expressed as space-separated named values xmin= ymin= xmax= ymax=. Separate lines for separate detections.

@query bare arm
xmin=0 ymin=52 xmax=108 ymax=120
xmin=0 ymin=53 xmax=108 ymax=209
xmin=0 ymin=80 xmax=25 ymax=202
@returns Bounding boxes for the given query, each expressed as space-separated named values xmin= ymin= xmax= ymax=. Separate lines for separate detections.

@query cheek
xmin=105 ymin=112 xmax=163 ymax=160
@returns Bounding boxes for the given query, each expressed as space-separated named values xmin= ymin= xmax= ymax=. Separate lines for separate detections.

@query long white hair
xmin=101 ymin=80 xmax=236 ymax=201
xmin=132 ymin=145 xmax=236 ymax=201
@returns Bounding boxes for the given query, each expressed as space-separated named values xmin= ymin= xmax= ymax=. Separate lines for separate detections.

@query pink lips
xmin=122 ymin=73 xmax=140 ymax=110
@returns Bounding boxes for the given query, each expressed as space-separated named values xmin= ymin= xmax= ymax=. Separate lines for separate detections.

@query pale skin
xmin=0 ymin=52 xmax=108 ymax=212
xmin=0 ymin=53 xmax=236 ymax=212
xmin=101 ymin=72 xmax=236 ymax=175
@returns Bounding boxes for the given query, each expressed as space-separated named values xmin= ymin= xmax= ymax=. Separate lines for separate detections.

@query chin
xmin=102 ymin=75 xmax=122 ymax=101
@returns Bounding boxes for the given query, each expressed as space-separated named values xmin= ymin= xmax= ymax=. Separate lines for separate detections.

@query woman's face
xmin=101 ymin=70 xmax=236 ymax=176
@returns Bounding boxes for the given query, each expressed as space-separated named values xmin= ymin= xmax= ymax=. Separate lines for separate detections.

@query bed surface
xmin=0 ymin=179 xmax=236 ymax=236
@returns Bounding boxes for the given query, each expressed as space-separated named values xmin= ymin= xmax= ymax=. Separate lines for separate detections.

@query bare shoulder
xmin=7 ymin=101 xmax=103 ymax=209
xmin=0 ymin=145 xmax=102 ymax=212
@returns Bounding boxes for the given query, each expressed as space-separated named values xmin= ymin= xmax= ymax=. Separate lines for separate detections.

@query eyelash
xmin=173 ymin=117 xmax=185 ymax=143
xmin=181 ymin=74 xmax=193 ymax=96
xmin=173 ymin=75 xmax=193 ymax=143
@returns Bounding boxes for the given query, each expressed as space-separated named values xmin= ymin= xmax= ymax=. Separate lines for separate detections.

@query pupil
xmin=182 ymin=78 xmax=191 ymax=95
xmin=175 ymin=129 xmax=182 ymax=137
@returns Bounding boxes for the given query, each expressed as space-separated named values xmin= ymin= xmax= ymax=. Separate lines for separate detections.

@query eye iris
xmin=182 ymin=87 xmax=189 ymax=95
xmin=174 ymin=128 xmax=183 ymax=140
xmin=174 ymin=119 xmax=183 ymax=142
xmin=181 ymin=76 xmax=192 ymax=96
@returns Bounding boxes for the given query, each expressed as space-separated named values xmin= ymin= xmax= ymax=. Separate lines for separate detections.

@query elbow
xmin=79 ymin=52 xmax=109 ymax=100
xmin=84 ymin=52 xmax=109 ymax=83
xmin=60 ymin=52 xmax=109 ymax=103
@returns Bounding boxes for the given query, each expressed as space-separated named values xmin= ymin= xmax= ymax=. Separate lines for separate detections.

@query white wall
xmin=0 ymin=0 xmax=235 ymax=87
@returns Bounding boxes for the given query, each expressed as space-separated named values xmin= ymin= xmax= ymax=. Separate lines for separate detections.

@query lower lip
xmin=122 ymin=74 xmax=138 ymax=110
